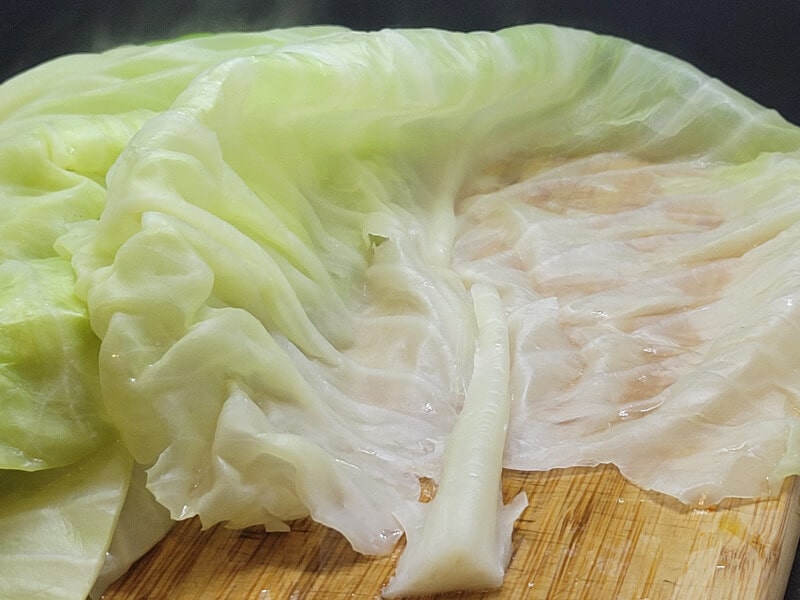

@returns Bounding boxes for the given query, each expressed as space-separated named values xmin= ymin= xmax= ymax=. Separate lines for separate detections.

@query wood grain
xmin=102 ymin=465 xmax=800 ymax=600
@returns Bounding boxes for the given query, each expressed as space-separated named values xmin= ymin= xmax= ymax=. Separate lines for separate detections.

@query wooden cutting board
xmin=102 ymin=464 xmax=800 ymax=599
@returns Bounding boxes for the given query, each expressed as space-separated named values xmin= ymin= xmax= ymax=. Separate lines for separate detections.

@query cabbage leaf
xmin=0 ymin=442 xmax=131 ymax=600
xmin=2 ymin=22 xmax=800 ymax=599
xmin=63 ymin=23 xmax=800 ymax=585
xmin=0 ymin=26 xmax=348 ymax=471
xmin=0 ymin=25 xmax=349 ymax=600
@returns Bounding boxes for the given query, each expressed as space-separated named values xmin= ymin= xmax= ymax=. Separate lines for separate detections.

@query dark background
xmin=1 ymin=1 xmax=800 ymax=597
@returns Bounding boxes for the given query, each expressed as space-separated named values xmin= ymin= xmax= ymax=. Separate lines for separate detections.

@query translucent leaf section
xmin=0 ymin=26 xmax=349 ymax=472
xmin=89 ymin=463 xmax=173 ymax=599
xmin=0 ymin=442 xmax=132 ymax=600
xmin=453 ymin=152 xmax=800 ymax=503
xmin=0 ymin=259 xmax=109 ymax=470
xmin=64 ymin=24 xmax=800 ymax=567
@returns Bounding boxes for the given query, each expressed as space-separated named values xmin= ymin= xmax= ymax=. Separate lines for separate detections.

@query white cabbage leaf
xmin=2 ymin=19 xmax=800 ymax=599
xmin=383 ymin=284 xmax=528 ymax=596
xmin=59 ymin=24 xmax=800 ymax=596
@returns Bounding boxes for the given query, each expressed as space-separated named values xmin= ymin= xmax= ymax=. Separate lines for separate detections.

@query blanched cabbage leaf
xmin=62 ymin=21 xmax=800 ymax=567
xmin=0 ymin=442 xmax=131 ymax=600
xmin=0 ymin=26 xmax=347 ymax=471
xmin=482 ymin=152 xmax=800 ymax=501
xmin=4 ymin=21 xmax=800 ymax=599
xmin=88 ymin=463 xmax=173 ymax=599
xmin=0 ymin=25 xmax=348 ymax=600
xmin=0 ymin=258 xmax=110 ymax=470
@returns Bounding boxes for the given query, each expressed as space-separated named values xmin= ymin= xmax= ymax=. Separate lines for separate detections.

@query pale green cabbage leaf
xmin=0 ymin=442 xmax=131 ymax=600
xmin=0 ymin=26 xmax=347 ymax=471
xmin=65 ymin=22 xmax=800 ymax=559
xmin=0 ymin=258 xmax=111 ymax=471
xmin=0 ymin=25 xmax=348 ymax=600
xmin=2 ymin=22 xmax=800 ymax=599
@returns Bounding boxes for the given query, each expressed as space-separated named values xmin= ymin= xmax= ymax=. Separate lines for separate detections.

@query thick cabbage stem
xmin=382 ymin=283 xmax=528 ymax=598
